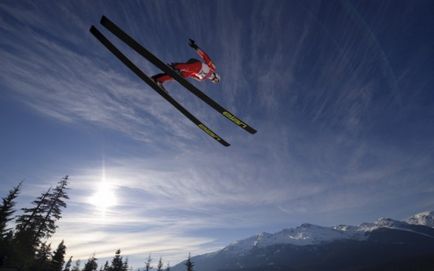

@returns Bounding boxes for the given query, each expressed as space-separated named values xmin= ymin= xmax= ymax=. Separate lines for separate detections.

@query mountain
xmin=172 ymin=211 xmax=434 ymax=271
xmin=407 ymin=211 xmax=434 ymax=227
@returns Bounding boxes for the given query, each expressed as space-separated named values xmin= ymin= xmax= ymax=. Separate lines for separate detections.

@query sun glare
xmin=89 ymin=166 xmax=118 ymax=212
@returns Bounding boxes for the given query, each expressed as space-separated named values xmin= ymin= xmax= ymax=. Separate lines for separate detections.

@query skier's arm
xmin=188 ymin=39 xmax=216 ymax=71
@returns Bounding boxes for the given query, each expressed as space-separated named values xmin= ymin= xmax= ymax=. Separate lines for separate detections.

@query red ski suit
xmin=153 ymin=48 xmax=217 ymax=84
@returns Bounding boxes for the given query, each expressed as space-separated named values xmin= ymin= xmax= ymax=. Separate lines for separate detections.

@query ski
xmin=99 ymin=15 xmax=257 ymax=135
xmin=89 ymin=26 xmax=230 ymax=147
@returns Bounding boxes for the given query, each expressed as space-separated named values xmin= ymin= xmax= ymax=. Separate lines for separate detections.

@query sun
xmin=89 ymin=166 xmax=118 ymax=212
xmin=90 ymin=181 xmax=117 ymax=211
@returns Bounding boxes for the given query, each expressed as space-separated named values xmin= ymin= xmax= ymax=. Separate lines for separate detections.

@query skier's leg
xmin=152 ymin=58 xmax=200 ymax=91
xmin=152 ymin=73 xmax=173 ymax=84
xmin=173 ymin=59 xmax=201 ymax=74
xmin=151 ymin=73 xmax=172 ymax=93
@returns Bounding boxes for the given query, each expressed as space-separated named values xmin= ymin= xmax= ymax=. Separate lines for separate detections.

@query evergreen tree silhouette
xmin=83 ymin=254 xmax=98 ymax=271
xmin=157 ymin=257 xmax=163 ymax=271
xmin=13 ymin=187 xmax=51 ymax=269
xmin=0 ymin=181 xmax=22 ymax=237
xmin=52 ymin=240 xmax=67 ymax=271
xmin=33 ymin=176 xmax=69 ymax=243
xmin=32 ymin=242 xmax=52 ymax=271
xmin=145 ymin=254 xmax=152 ymax=271
xmin=101 ymin=260 xmax=110 ymax=271
xmin=0 ymin=182 xmax=22 ymax=266
xmin=15 ymin=187 xmax=51 ymax=250
xmin=12 ymin=176 xmax=69 ymax=269
xmin=111 ymin=249 xmax=124 ymax=271
xmin=122 ymin=257 xmax=129 ymax=271
xmin=185 ymin=253 xmax=194 ymax=271
xmin=63 ymin=256 xmax=73 ymax=271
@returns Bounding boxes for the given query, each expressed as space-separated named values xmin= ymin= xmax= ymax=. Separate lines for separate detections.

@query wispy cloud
xmin=51 ymin=139 xmax=433 ymax=263
xmin=0 ymin=2 xmax=207 ymax=149
xmin=2 ymin=0 xmax=434 ymax=268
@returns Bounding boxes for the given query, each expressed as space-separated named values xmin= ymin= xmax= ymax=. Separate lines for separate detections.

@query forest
xmin=0 ymin=177 xmax=194 ymax=271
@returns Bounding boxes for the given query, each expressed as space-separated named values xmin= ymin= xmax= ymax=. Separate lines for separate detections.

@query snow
xmin=224 ymin=223 xmax=366 ymax=254
xmin=357 ymin=217 xmax=409 ymax=232
xmin=407 ymin=211 xmax=434 ymax=227
xmin=222 ymin=210 xmax=434 ymax=255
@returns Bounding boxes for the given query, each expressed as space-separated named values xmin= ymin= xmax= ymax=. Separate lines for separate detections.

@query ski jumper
xmin=153 ymin=48 xmax=217 ymax=84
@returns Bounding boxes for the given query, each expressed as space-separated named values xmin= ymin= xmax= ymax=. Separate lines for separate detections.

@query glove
xmin=188 ymin=38 xmax=199 ymax=50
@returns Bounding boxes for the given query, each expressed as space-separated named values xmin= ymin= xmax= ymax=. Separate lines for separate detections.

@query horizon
xmin=1 ymin=0 xmax=433 ymax=268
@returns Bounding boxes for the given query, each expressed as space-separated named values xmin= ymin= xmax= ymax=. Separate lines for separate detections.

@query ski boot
xmin=151 ymin=76 xmax=168 ymax=94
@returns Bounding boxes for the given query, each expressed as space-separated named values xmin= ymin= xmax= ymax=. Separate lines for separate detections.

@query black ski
xmin=100 ymin=16 xmax=257 ymax=135
xmin=90 ymin=26 xmax=230 ymax=147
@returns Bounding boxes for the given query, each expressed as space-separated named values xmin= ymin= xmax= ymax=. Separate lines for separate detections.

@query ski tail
xmin=99 ymin=15 xmax=257 ymax=135
xmin=89 ymin=26 xmax=230 ymax=147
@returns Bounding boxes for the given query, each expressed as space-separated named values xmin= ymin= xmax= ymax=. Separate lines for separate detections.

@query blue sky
xmin=1 ymin=0 xmax=434 ymax=268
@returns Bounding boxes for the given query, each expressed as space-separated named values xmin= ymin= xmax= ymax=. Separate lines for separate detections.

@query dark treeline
xmin=0 ymin=177 xmax=195 ymax=271
xmin=0 ymin=176 xmax=69 ymax=271
xmin=61 ymin=248 xmax=196 ymax=271
xmin=71 ymin=250 xmax=175 ymax=271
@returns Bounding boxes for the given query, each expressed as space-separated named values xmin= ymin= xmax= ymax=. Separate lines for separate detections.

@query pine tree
xmin=185 ymin=253 xmax=194 ymax=271
xmin=157 ymin=257 xmax=163 ymax=271
xmin=12 ymin=176 xmax=69 ymax=269
xmin=122 ymin=257 xmax=129 ymax=271
xmin=101 ymin=260 xmax=110 ymax=271
xmin=64 ymin=256 xmax=73 ymax=271
xmin=145 ymin=254 xmax=152 ymax=271
xmin=0 ymin=182 xmax=22 ymax=266
xmin=111 ymin=249 xmax=124 ymax=271
xmin=33 ymin=176 xmax=69 ymax=243
xmin=52 ymin=240 xmax=67 ymax=271
xmin=14 ymin=187 xmax=52 ymax=251
xmin=32 ymin=242 xmax=52 ymax=271
xmin=8 ymin=176 xmax=68 ymax=270
xmin=0 ymin=182 xmax=22 ymax=238
xmin=11 ymin=186 xmax=51 ymax=270
xmin=83 ymin=254 xmax=98 ymax=271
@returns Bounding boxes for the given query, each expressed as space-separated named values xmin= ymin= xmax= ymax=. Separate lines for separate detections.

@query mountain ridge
xmin=172 ymin=210 xmax=434 ymax=271
xmin=219 ymin=210 xmax=434 ymax=255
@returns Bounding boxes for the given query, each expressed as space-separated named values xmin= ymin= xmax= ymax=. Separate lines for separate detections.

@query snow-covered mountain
xmin=222 ymin=223 xmax=367 ymax=255
xmin=221 ymin=212 xmax=434 ymax=255
xmin=407 ymin=210 xmax=434 ymax=227
xmin=172 ymin=211 xmax=434 ymax=271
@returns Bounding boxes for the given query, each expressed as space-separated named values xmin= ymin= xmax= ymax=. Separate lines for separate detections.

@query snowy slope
xmin=407 ymin=211 xmax=434 ymax=227
xmin=172 ymin=210 xmax=434 ymax=271
xmin=223 ymin=223 xmax=366 ymax=255
xmin=219 ymin=211 xmax=434 ymax=255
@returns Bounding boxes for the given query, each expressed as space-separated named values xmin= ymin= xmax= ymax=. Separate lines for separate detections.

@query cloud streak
xmin=0 ymin=2 xmax=209 ymax=150
xmin=1 ymin=0 xmax=434 ymax=268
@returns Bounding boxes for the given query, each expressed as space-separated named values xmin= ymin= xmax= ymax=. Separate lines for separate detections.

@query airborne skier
xmin=90 ymin=16 xmax=256 ymax=146
xmin=152 ymin=39 xmax=221 ymax=90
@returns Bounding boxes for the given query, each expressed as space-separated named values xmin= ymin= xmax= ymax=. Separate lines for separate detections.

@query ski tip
xmin=100 ymin=15 xmax=109 ymax=24
xmin=89 ymin=25 xmax=97 ymax=34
